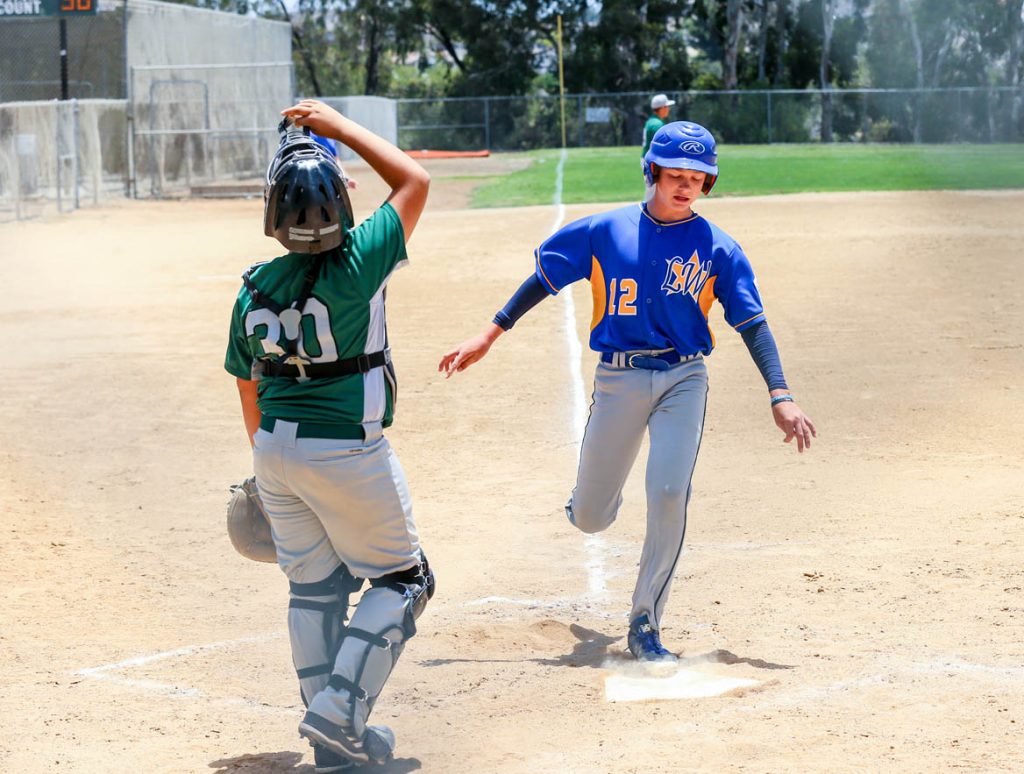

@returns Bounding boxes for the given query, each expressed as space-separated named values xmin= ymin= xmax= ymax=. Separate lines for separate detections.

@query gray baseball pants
xmin=567 ymin=356 xmax=708 ymax=630
xmin=253 ymin=420 xmax=420 ymax=584
xmin=252 ymin=419 xmax=421 ymax=708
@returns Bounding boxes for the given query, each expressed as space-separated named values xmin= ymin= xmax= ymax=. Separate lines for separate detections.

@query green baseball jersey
xmin=642 ymin=115 xmax=665 ymax=156
xmin=225 ymin=202 xmax=407 ymax=427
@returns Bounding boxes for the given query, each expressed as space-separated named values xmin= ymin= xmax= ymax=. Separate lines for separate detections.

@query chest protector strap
xmin=243 ymin=254 xmax=391 ymax=380
xmin=260 ymin=349 xmax=391 ymax=380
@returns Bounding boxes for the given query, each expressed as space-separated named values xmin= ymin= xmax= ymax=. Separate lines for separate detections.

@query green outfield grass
xmin=471 ymin=144 xmax=1024 ymax=208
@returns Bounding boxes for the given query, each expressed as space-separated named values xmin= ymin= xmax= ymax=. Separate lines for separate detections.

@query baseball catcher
xmin=224 ymin=101 xmax=432 ymax=772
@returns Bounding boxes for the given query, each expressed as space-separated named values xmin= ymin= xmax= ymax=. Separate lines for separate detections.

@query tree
xmin=273 ymin=0 xmax=324 ymax=96
xmin=820 ymin=0 xmax=835 ymax=140
xmin=772 ymin=0 xmax=791 ymax=85
xmin=753 ymin=0 xmax=772 ymax=83
xmin=723 ymin=0 xmax=746 ymax=89
xmin=1003 ymin=0 xmax=1023 ymax=133
xmin=564 ymin=0 xmax=694 ymax=93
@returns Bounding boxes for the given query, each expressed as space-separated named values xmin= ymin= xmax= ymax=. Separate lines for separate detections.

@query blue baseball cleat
xmin=628 ymin=614 xmax=678 ymax=663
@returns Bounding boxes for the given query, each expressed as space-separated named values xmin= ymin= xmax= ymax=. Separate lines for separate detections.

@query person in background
xmin=642 ymin=94 xmax=676 ymax=156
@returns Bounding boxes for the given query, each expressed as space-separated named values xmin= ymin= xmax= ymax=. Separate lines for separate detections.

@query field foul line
xmin=74 ymin=630 xmax=284 ymax=675
xmin=472 ymin=149 xmax=609 ymax=612
xmin=551 ymin=147 xmax=609 ymax=603
xmin=70 ymin=631 xmax=291 ymax=712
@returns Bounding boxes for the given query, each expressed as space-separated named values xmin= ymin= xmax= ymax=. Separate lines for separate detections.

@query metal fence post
xmin=72 ymin=99 xmax=80 ymax=209
xmin=956 ymin=88 xmax=963 ymax=142
xmin=578 ymin=94 xmax=584 ymax=147
xmin=126 ymin=65 xmax=136 ymax=198
xmin=766 ymin=91 xmax=773 ymax=144
xmin=484 ymin=97 xmax=492 ymax=150
xmin=56 ymin=102 xmax=63 ymax=214
xmin=12 ymin=133 xmax=22 ymax=221
xmin=861 ymin=91 xmax=869 ymax=142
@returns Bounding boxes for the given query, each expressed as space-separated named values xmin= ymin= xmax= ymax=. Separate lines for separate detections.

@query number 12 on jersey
xmin=608 ymin=278 xmax=637 ymax=316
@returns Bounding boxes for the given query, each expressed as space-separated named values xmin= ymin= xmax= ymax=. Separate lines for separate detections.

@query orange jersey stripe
xmin=589 ymin=256 xmax=607 ymax=331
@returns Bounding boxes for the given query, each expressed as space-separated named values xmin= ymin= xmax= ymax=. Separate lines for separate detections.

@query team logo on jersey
xmin=662 ymin=251 xmax=711 ymax=300
xmin=680 ymin=141 xmax=706 ymax=154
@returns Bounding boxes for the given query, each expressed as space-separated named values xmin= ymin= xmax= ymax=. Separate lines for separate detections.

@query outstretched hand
xmin=438 ymin=325 xmax=503 ymax=378
xmin=772 ymin=400 xmax=817 ymax=453
xmin=281 ymin=99 xmax=345 ymax=139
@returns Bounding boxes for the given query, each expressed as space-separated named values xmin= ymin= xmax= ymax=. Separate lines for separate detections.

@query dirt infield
xmin=1 ymin=180 xmax=1022 ymax=773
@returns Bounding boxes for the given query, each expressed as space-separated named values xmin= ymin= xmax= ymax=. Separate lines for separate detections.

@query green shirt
xmin=225 ymin=202 xmax=407 ymax=427
xmin=642 ymin=115 xmax=665 ymax=157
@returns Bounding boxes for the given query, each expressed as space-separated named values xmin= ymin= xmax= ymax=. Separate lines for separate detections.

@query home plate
xmin=605 ymin=665 xmax=760 ymax=702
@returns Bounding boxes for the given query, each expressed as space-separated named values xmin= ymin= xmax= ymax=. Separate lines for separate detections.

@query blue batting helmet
xmin=643 ymin=121 xmax=719 ymax=194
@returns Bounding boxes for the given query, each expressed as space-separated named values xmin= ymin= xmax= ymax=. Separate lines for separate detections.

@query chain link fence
xmin=3 ymin=81 xmax=1021 ymax=221
xmin=398 ymin=87 xmax=1024 ymax=151
xmin=0 ymin=99 xmax=127 ymax=221
xmin=0 ymin=0 xmax=126 ymax=102
xmin=0 ymin=0 xmax=292 ymax=218
xmin=128 ymin=62 xmax=293 ymax=197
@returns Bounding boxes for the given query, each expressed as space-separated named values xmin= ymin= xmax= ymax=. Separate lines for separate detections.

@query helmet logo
xmin=680 ymin=141 xmax=706 ymax=154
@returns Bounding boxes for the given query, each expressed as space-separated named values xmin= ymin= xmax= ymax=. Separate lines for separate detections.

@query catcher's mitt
xmin=226 ymin=477 xmax=277 ymax=563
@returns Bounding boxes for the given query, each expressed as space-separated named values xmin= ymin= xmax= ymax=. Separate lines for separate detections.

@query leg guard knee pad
xmin=287 ymin=565 xmax=364 ymax=707
xmin=300 ymin=553 xmax=434 ymax=764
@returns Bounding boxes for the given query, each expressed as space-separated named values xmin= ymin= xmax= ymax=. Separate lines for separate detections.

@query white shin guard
xmin=287 ymin=565 xmax=363 ymax=708
xmin=299 ymin=559 xmax=433 ymax=764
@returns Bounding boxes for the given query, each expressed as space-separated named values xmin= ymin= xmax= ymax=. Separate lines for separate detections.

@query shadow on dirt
xmin=685 ymin=650 xmax=796 ymax=670
xmin=209 ymin=751 xmax=421 ymax=773
xmin=420 ymin=625 xmax=797 ymax=672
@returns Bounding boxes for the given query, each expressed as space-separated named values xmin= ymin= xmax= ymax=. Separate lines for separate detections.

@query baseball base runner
xmin=439 ymin=120 xmax=817 ymax=662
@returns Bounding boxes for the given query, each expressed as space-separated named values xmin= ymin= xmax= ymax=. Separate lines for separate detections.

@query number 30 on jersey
xmin=244 ymin=299 xmax=339 ymax=361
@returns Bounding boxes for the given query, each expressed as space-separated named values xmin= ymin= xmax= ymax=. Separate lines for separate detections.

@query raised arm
xmin=281 ymin=99 xmax=430 ymax=240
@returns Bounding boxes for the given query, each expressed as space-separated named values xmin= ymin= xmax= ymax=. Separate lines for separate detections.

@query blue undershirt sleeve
xmin=493 ymin=274 xmax=550 ymax=331
xmin=740 ymin=320 xmax=789 ymax=392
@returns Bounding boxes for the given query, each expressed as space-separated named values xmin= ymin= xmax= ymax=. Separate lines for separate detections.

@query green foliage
xmin=471 ymin=144 xmax=1024 ymax=207
xmin=563 ymin=0 xmax=694 ymax=93
xmin=164 ymin=0 xmax=1023 ymax=144
xmin=863 ymin=0 xmax=1010 ymax=89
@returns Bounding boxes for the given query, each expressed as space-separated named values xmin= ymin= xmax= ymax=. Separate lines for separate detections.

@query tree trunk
xmin=1010 ymin=0 xmax=1024 ymax=134
xmin=756 ymin=0 xmax=771 ymax=83
xmin=426 ymin=20 xmax=467 ymax=74
xmin=820 ymin=0 xmax=834 ymax=142
xmin=724 ymin=0 xmax=745 ymax=90
xmin=898 ymin=0 xmax=925 ymax=143
xmin=364 ymin=14 xmax=381 ymax=94
xmin=773 ymin=0 xmax=788 ymax=86
xmin=275 ymin=0 xmax=322 ymax=97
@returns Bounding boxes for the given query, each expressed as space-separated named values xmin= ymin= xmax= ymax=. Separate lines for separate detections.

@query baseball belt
xmin=259 ymin=416 xmax=368 ymax=440
xmin=601 ymin=349 xmax=701 ymax=371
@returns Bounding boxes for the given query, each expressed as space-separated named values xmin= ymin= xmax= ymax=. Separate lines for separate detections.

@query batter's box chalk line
xmin=70 ymin=630 xmax=295 ymax=715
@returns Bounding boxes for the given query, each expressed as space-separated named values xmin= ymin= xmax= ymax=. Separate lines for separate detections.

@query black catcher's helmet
xmin=263 ymin=118 xmax=354 ymax=253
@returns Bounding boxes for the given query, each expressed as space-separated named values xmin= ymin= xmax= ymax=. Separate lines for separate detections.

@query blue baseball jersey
xmin=534 ymin=204 xmax=765 ymax=355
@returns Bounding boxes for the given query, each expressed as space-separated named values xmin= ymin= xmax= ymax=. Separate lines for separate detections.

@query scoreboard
xmin=0 ymin=0 xmax=97 ymax=17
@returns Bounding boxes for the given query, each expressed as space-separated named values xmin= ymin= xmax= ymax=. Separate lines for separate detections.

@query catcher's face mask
xmin=264 ymin=119 xmax=354 ymax=253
